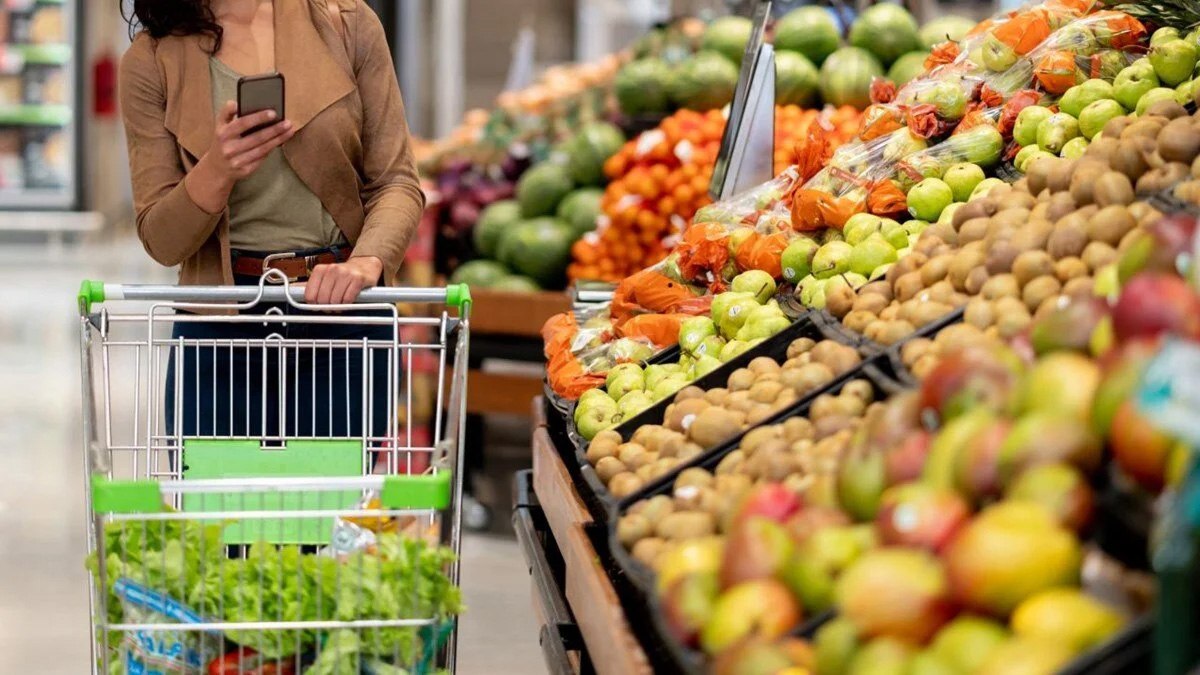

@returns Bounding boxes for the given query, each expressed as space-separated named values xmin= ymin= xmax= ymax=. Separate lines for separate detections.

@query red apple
xmin=1092 ymin=338 xmax=1160 ymax=438
xmin=662 ymin=572 xmax=719 ymax=646
xmin=1110 ymin=400 xmax=1176 ymax=492
xmin=953 ymin=418 xmax=1012 ymax=503
xmin=721 ymin=516 xmax=795 ymax=588
xmin=884 ymin=430 xmax=933 ymax=487
xmin=875 ymin=483 xmax=971 ymax=553
xmin=1111 ymin=273 xmax=1200 ymax=344
xmin=699 ymin=579 xmax=803 ymax=655
xmin=835 ymin=548 xmax=956 ymax=643
xmin=919 ymin=344 xmax=1023 ymax=425
xmin=734 ymin=483 xmax=803 ymax=525
xmin=1029 ymin=296 xmax=1110 ymax=356
xmin=785 ymin=506 xmax=853 ymax=546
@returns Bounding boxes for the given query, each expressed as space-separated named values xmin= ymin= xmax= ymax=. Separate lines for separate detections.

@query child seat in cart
xmin=77 ymin=272 xmax=472 ymax=675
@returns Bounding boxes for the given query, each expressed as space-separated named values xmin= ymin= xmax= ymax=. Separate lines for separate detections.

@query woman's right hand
xmin=185 ymin=101 xmax=296 ymax=214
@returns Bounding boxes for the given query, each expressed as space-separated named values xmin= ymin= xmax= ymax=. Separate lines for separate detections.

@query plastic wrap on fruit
xmin=610 ymin=267 xmax=707 ymax=324
xmin=733 ymin=230 xmax=791 ymax=278
xmin=858 ymin=104 xmax=906 ymax=142
xmin=791 ymin=188 xmax=864 ymax=231
xmin=867 ymin=180 xmax=909 ymax=220
xmin=997 ymin=89 xmax=1046 ymax=138
xmin=675 ymin=222 xmax=732 ymax=281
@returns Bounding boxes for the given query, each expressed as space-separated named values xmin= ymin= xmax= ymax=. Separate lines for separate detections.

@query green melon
xmin=449 ymin=260 xmax=509 ymax=288
xmin=492 ymin=275 xmax=542 ymax=292
xmin=775 ymin=50 xmax=820 ymax=106
xmin=819 ymin=47 xmax=884 ymax=109
xmin=615 ymin=58 xmax=675 ymax=116
xmin=919 ymin=16 xmax=978 ymax=49
xmin=670 ymin=50 xmax=740 ymax=111
xmin=501 ymin=218 xmax=575 ymax=289
xmin=849 ymin=3 xmax=921 ymax=67
xmin=516 ymin=162 xmax=574 ymax=217
xmin=702 ymin=16 xmax=753 ymax=64
xmin=888 ymin=51 xmax=931 ymax=87
xmin=564 ymin=122 xmax=625 ymax=187
xmin=473 ymin=199 xmax=521 ymax=259
xmin=557 ymin=188 xmax=604 ymax=239
xmin=774 ymin=6 xmax=842 ymax=66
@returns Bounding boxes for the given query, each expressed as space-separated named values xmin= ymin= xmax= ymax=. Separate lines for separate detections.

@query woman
xmin=121 ymin=0 xmax=424 ymax=448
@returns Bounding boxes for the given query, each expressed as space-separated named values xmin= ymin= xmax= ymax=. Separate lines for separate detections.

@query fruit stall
xmin=442 ymin=0 xmax=1200 ymax=673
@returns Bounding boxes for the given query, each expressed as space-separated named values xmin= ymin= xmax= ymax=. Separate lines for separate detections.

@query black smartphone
xmin=237 ymin=72 xmax=285 ymax=136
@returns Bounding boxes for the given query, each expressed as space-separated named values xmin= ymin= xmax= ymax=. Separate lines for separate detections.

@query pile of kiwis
xmin=835 ymin=103 xmax=1200 ymax=349
xmin=619 ymin=377 xmax=878 ymax=570
xmin=898 ymin=323 xmax=1004 ymax=380
xmin=584 ymin=337 xmax=863 ymax=498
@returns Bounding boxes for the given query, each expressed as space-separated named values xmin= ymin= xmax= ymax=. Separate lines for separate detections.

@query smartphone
xmin=237 ymin=72 xmax=285 ymax=136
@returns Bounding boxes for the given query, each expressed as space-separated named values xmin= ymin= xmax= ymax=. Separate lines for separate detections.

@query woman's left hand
xmin=304 ymin=256 xmax=384 ymax=304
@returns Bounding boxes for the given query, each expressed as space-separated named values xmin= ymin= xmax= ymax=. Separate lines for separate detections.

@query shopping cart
xmin=77 ymin=271 xmax=471 ymax=675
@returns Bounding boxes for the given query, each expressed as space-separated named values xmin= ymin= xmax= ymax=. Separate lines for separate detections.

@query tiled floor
xmin=0 ymin=234 xmax=543 ymax=674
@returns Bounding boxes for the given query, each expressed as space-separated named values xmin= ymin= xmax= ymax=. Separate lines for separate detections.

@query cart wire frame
xmin=78 ymin=272 xmax=472 ymax=674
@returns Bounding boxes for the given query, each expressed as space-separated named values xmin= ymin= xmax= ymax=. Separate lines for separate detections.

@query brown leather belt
xmin=231 ymin=248 xmax=351 ymax=282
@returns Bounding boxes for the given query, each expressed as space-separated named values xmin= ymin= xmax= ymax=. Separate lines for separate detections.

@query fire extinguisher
xmin=93 ymin=49 xmax=116 ymax=118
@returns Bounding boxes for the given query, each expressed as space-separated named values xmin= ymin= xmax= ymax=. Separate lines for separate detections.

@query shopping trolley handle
xmin=78 ymin=278 xmax=472 ymax=313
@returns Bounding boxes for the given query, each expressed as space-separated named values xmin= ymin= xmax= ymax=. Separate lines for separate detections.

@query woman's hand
xmin=185 ymin=101 xmax=296 ymax=214
xmin=304 ymin=256 xmax=384 ymax=305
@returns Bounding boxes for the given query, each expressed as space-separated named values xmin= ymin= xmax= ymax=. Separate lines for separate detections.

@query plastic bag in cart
xmin=111 ymin=578 xmax=219 ymax=674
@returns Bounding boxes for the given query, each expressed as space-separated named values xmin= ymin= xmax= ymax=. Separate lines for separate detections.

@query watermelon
xmin=473 ymin=199 xmax=521 ymax=258
xmin=450 ymin=260 xmax=508 ymax=288
xmin=775 ymin=51 xmax=820 ymax=106
xmin=774 ymin=7 xmax=842 ymax=66
xmin=615 ymin=58 xmax=675 ymax=116
xmin=557 ymin=188 xmax=604 ymax=239
xmin=516 ymin=162 xmax=573 ymax=217
xmin=887 ymin=51 xmax=931 ymax=86
xmin=670 ymin=51 xmax=740 ymax=111
xmin=492 ymin=275 xmax=541 ymax=293
xmin=919 ymin=16 xmax=978 ymax=49
xmin=849 ymin=3 xmax=921 ymax=67
xmin=564 ymin=123 xmax=625 ymax=187
xmin=500 ymin=218 xmax=574 ymax=289
xmin=702 ymin=16 xmax=753 ymax=64
xmin=819 ymin=47 xmax=884 ymax=109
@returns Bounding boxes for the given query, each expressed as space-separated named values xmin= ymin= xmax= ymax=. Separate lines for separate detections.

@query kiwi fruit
xmin=953 ymin=199 xmax=998 ymax=227
xmin=1158 ymin=117 xmax=1200 ymax=164
xmin=1012 ymin=250 xmax=1055 ymax=286
xmin=877 ymin=320 xmax=917 ymax=345
xmin=964 ymin=266 xmax=990 ymax=295
xmin=1102 ymin=115 xmax=1132 ymax=139
xmin=1081 ymin=241 xmax=1117 ymax=272
xmin=1045 ymin=192 xmax=1078 ymax=221
xmin=1111 ymin=137 xmax=1155 ymax=181
xmin=674 ymin=386 xmax=706 ymax=402
xmin=947 ymin=250 xmax=984 ymax=292
xmin=1176 ymin=180 xmax=1200 ymax=204
xmin=1063 ymin=276 xmax=1094 ymax=298
xmin=1054 ymin=257 xmax=1088 ymax=282
xmin=1121 ymin=117 xmax=1167 ymax=140
xmin=859 ymin=280 xmax=894 ymax=302
xmin=925 ymin=222 xmax=958 ymax=246
xmin=727 ymin=369 xmax=755 ymax=391
xmin=748 ymin=357 xmax=780 ymax=375
xmin=1085 ymin=136 xmax=1118 ymax=163
xmin=992 ymin=208 xmax=1034 ymax=232
xmin=985 ymin=240 xmax=1020 ymax=275
xmin=1026 ymin=156 xmax=1056 ymax=196
xmin=924 ymin=280 xmax=957 ymax=305
xmin=893 ymin=272 xmax=923 ymax=303
xmin=891 ymin=252 xmax=927 ymax=280
xmin=852 ymin=292 xmax=889 ymax=315
xmin=1009 ymin=219 xmax=1054 ymax=253
xmin=595 ymin=456 xmax=628 ymax=483
xmin=1070 ymin=162 xmax=1108 ymax=205
xmin=910 ymin=301 xmax=954 ymax=328
xmin=993 ymin=295 xmax=1030 ymax=317
xmin=842 ymin=310 xmax=876 ymax=334
xmin=1136 ymin=163 xmax=1190 ymax=195
xmin=1146 ymin=100 xmax=1188 ymax=120
xmin=981 ymin=274 xmax=1020 ymax=300
xmin=1193 ymin=155 xmax=1200 ymax=179
xmin=1093 ymin=171 xmax=1135 ymax=207
xmin=920 ymin=255 xmax=953 ymax=287
xmin=996 ymin=310 xmax=1032 ymax=339
xmin=958 ymin=217 xmax=991 ymax=244
xmin=1087 ymin=205 xmax=1137 ymax=246
xmin=879 ymin=304 xmax=901 ymax=321
xmin=1022 ymin=275 xmax=1063 ymax=313
xmin=1046 ymin=222 xmax=1088 ymax=259
xmin=1047 ymin=159 xmax=1077 ymax=194
xmin=787 ymin=338 xmax=817 ymax=359
xmin=965 ymin=297 xmax=995 ymax=329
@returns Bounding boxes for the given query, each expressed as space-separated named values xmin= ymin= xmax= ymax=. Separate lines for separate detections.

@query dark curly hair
xmin=122 ymin=0 xmax=224 ymax=53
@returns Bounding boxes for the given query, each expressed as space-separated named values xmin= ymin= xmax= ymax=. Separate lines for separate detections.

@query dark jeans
xmin=164 ymin=276 xmax=397 ymax=443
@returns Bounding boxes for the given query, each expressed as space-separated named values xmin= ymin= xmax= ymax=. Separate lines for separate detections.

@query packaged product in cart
xmin=112 ymin=579 xmax=217 ymax=675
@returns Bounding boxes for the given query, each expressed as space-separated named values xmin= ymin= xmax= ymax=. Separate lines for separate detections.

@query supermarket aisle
xmin=0 ymin=235 xmax=542 ymax=674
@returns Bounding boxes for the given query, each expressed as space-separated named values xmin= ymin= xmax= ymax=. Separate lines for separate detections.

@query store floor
xmin=0 ymin=233 xmax=543 ymax=674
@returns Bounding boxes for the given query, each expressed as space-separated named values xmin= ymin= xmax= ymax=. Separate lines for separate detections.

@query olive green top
xmin=209 ymin=57 xmax=345 ymax=251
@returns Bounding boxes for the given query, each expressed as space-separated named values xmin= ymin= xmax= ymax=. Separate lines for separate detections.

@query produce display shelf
xmin=4 ymin=43 xmax=71 ymax=65
xmin=531 ymin=397 xmax=654 ymax=675
xmin=513 ymin=469 xmax=595 ymax=675
xmin=0 ymin=103 xmax=71 ymax=127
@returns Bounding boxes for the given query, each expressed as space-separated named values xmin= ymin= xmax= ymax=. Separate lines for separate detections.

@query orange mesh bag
xmin=610 ymin=268 xmax=701 ymax=324
xmin=734 ymin=231 xmax=790 ymax=278
xmin=618 ymin=313 xmax=687 ymax=347
xmin=993 ymin=9 xmax=1055 ymax=55
xmin=675 ymin=222 xmax=731 ymax=281
xmin=866 ymin=180 xmax=908 ymax=219
xmin=859 ymin=105 xmax=906 ymax=143
xmin=1035 ymin=49 xmax=1082 ymax=94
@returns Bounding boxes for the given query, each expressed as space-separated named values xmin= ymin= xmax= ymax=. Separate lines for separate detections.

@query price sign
xmin=1138 ymin=338 xmax=1200 ymax=447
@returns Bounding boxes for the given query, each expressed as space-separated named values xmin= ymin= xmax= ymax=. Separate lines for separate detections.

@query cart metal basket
xmin=78 ymin=272 xmax=471 ymax=675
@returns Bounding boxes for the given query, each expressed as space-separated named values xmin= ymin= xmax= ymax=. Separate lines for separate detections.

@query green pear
xmin=1150 ymin=39 xmax=1198 ymax=86
xmin=848 ymin=235 xmax=899 ymax=277
xmin=843 ymin=213 xmax=885 ymax=245
xmin=970 ymin=177 xmax=1005 ymax=200
xmin=1036 ymin=113 xmax=1080 ymax=155
xmin=1078 ymin=98 xmax=1126 ymax=139
xmin=1113 ymin=63 xmax=1160 ymax=110
xmin=651 ymin=374 xmax=689 ymax=401
xmin=780 ymin=237 xmax=820 ymax=283
xmin=710 ymin=291 xmax=755 ymax=324
xmin=1015 ymin=145 xmax=1053 ymax=171
xmin=693 ymin=355 xmax=723 ymax=378
xmin=1060 ymin=137 xmax=1089 ymax=160
xmin=813 ymin=241 xmax=854 ymax=279
xmin=937 ymin=203 xmax=963 ymax=227
xmin=643 ymin=363 xmax=681 ymax=390
xmin=942 ymin=163 xmax=986 ymax=202
xmin=881 ymin=219 xmax=911 ymax=249
xmin=1177 ymin=79 xmax=1198 ymax=105
xmin=694 ymin=335 xmax=727 ymax=360
xmin=908 ymin=178 xmax=954 ymax=221
xmin=718 ymin=295 xmax=761 ymax=339
xmin=1013 ymin=105 xmax=1053 ymax=147
xmin=678 ymin=316 xmax=717 ymax=355
xmin=605 ymin=363 xmax=643 ymax=390
xmin=843 ymin=272 xmax=869 ymax=289
xmin=981 ymin=34 xmax=1018 ymax=72
xmin=718 ymin=339 xmax=752 ymax=362
xmin=607 ymin=371 xmax=646 ymax=401
xmin=1135 ymin=87 xmax=1179 ymax=115
xmin=1059 ymin=79 xmax=1115 ymax=118
xmin=617 ymin=390 xmax=654 ymax=419
xmin=731 ymin=269 xmax=778 ymax=304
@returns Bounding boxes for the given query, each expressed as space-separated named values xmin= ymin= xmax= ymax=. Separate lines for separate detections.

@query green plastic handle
xmin=78 ymin=280 xmax=105 ymax=312
xmin=445 ymin=283 xmax=472 ymax=311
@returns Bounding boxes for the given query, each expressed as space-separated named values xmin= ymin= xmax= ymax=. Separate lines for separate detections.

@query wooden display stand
xmin=530 ymin=397 xmax=653 ymax=675
xmin=463 ymin=289 xmax=570 ymax=416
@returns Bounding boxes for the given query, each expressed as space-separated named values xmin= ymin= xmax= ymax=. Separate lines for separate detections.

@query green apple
xmin=710 ymin=291 xmax=755 ymax=325
xmin=902 ymin=219 xmax=929 ymax=235
xmin=1150 ymin=39 xmax=1198 ymax=86
xmin=643 ymin=363 xmax=681 ymax=390
xmin=1060 ymin=136 xmax=1089 ymax=160
xmin=843 ymin=213 xmax=885 ymax=246
xmin=1078 ymin=98 xmax=1126 ymax=139
xmin=780 ymin=236 xmax=820 ymax=283
xmin=847 ymin=235 xmax=898 ymax=277
xmin=731 ymin=269 xmax=777 ymax=304
xmin=719 ymin=339 xmax=752 ymax=362
xmin=1135 ymin=87 xmax=1179 ymax=115
xmin=1036 ymin=113 xmax=1080 ymax=155
xmin=916 ymin=81 xmax=968 ymax=119
xmin=1152 ymin=27 xmax=1182 ymax=47
xmin=1059 ymin=80 xmax=1115 ymax=118
xmin=574 ymin=389 xmax=617 ymax=425
xmin=937 ymin=203 xmax=963 ymax=228
xmin=907 ymin=177 xmax=954 ymax=221
xmin=1015 ymin=144 xmax=1048 ymax=170
xmin=694 ymin=335 xmax=727 ymax=359
xmin=812 ymin=241 xmax=854 ymax=279
xmin=718 ymin=295 xmax=762 ymax=339
xmin=1013 ymin=105 xmax=1053 ymax=147
xmin=617 ymin=390 xmax=654 ymax=419
xmin=651 ymin=375 xmax=689 ymax=401
xmin=605 ymin=363 xmax=643 ymax=390
xmin=693 ymin=354 xmax=723 ymax=379
xmin=1177 ymin=79 xmax=1198 ymax=105
xmin=881 ymin=219 xmax=910 ymax=249
xmin=678 ymin=316 xmax=717 ymax=355
xmin=576 ymin=405 xmax=621 ymax=440
xmin=607 ymin=370 xmax=645 ymax=402
xmin=942 ymin=163 xmax=986 ymax=202
xmin=955 ymin=125 xmax=1005 ymax=167
xmin=970 ymin=177 xmax=1005 ymax=200
xmin=981 ymin=34 xmax=1018 ymax=72
xmin=798 ymin=276 xmax=827 ymax=307
xmin=1113 ymin=63 xmax=1160 ymax=111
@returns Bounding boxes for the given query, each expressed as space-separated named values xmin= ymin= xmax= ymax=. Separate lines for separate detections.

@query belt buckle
xmin=262 ymin=252 xmax=297 ymax=283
